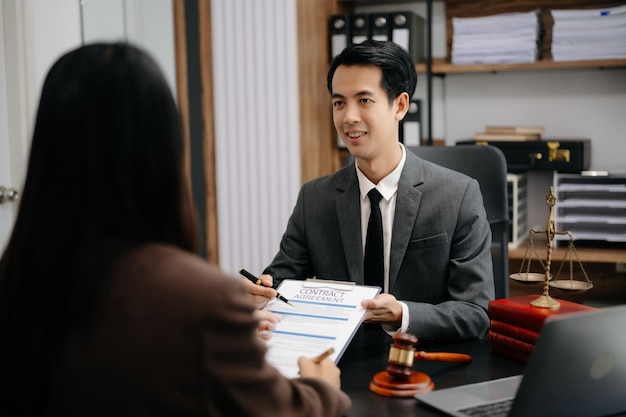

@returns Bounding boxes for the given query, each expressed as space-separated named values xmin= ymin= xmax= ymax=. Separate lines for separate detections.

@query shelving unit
xmin=509 ymin=242 xmax=625 ymax=264
xmin=507 ymin=173 xmax=528 ymax=249
xmin=336 ymin=0 xmax=626 ymax=143
xmin=553 ymin=173 xmax=626 ymax=243
xmin=415 ymin=57 xmax=626 ymax=75
xmin=509 ymin=173 xmax=626 ymax=268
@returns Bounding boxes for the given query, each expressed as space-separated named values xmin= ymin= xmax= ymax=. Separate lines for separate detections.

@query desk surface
xmin=339 ymin=326 xmax=524 ymax=417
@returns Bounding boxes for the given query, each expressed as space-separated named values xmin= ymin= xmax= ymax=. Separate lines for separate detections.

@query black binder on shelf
xmin=329 ymin=14 xmax=350 ymax=59
xmin=350 ymin=13 xmax=370 ymax=44
xmin=390 ymin=11 xmax=425 ymax=62
xmin=400 ymin=99 xmax=422 ymax=147
xmin=369 ymin=12 xmax=390 ymax=42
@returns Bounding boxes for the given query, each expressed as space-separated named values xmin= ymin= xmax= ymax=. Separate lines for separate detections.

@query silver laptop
xmin=415 ymin=305 xmax=626 ymax=417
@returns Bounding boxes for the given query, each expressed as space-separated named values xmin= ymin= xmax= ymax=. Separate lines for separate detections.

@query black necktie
xmin=364 ymin=189 xmax=384 ymax=289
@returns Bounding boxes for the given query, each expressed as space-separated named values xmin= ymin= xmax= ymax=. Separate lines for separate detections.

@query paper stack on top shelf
xmin=451 ymin=10 xmax=540 ymax=65
xmin=551 ymin=4 xmax=626 ymax=62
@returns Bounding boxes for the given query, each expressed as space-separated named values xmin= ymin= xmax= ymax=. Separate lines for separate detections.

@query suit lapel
xmin=335 ymin=167 xmax=363 ymax=284
xmin=389 ymin=152 xmax=424 ymax=290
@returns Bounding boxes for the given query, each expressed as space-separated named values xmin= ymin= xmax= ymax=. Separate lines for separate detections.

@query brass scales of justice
xmin=509 ymin=186 xmax=593 ymax=309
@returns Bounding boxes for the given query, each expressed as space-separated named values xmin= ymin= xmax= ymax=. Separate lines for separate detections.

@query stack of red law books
xmin=488 ymin=295 xmax=597 ymax=363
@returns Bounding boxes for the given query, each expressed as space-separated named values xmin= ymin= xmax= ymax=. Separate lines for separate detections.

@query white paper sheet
xmin=262 ymin=279 xmax=381 ymax=378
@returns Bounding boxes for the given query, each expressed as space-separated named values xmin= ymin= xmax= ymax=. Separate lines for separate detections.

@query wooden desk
xmin=340 ymin=324 xmax=626 ymax=417
xmin=339 ymin=326 xmax=524 ymax=417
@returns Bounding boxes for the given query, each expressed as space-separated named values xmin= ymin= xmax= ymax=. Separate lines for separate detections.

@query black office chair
xmin=408 ymin=145 xmax=509 ymax=299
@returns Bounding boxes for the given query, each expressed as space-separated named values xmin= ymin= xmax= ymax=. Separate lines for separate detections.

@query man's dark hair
xmin=327 ymin=40 xmax=418 ymax=103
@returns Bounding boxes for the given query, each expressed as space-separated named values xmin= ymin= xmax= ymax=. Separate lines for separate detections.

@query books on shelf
xmin=488 ymin=295 xmax=597 ymax=363
xmin=474 ymin=133 xmax=541 ymax=141
xmin=474 ymin=125 xmax=544 ymax=142
xmin=485 ymin=126 xmax=545 ymax=135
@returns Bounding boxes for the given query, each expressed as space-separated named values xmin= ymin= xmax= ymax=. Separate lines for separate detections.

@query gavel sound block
xmin=369 ymin=332 xmax=472 ymax=398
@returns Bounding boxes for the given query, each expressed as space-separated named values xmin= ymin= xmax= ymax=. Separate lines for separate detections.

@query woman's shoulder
xmin=114 ymin=243 xmax=246 ymax=307
xmin=123 ymin=243 xmax=217 ymax=276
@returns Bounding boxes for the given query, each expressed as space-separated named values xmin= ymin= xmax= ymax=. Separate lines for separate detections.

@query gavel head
xmin=386 ymin=332 xmax=418 ymax=380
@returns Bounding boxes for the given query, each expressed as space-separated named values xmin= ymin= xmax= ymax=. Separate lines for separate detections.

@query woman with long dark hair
xmin=0 ymin=43 xmax=350 ymax=417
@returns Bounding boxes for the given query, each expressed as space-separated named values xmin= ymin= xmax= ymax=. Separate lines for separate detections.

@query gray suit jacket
xmin=265 ymin=150 xmax=494 ymax=341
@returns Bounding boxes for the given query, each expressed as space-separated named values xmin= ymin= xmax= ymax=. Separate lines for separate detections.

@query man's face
xmin=331 ymin=64 xmax=404 ymax=161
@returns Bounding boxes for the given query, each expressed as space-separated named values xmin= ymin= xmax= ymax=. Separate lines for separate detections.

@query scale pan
xmin=549 ymin=280 xmax=593 ymax=294
xmin=509 ymin=272 xmax=546 ymax=284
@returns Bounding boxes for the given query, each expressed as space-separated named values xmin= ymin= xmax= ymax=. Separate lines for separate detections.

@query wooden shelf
xmin=338 ymin=0 xmax=424 ymax=3
xmin=509 ymin=244 xmax=626 ymax=264
xmin=416 ymin=57 xmax=626 ymax=75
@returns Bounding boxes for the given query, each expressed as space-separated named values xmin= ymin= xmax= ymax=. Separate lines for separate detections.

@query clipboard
xmin=262 ymin=279 xmax=381 ymax=378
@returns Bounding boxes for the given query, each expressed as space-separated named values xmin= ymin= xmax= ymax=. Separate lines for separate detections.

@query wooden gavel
xmin=370 ymin=332 xmax=472 ymax=397
xmin=386 ymin=332 xmax=472 ymax=380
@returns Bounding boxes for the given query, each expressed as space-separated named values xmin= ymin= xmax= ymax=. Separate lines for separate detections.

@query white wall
xmin=125 ymin=0 xmax=176 ymax=97
xmin=0 ymin=0 xmax=81 ymax=253
xmin=0 ymin=0 xmax=176 ymax=253
xmin=445 ymin=69 xmax=626 ymax=172
xmin=80 ymin=0 xmax=177 ymax=96
xmin=2 ymin=0 xmax=82 ymax=185
xmin=0 ymin=0 xmax=15 ymax=253
xmin=0 ymin=0 xmax=82 ymax=252
xmin=1 ymin=0 xmax=176 ymax=188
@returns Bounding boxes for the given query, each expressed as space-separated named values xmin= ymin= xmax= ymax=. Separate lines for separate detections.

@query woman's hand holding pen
xmin=242 ymin=273 xmax=276 ymax=307
xmin=298 ymin=353 xmax=341 ymax=390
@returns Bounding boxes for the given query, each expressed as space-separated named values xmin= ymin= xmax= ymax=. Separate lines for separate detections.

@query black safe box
xmin=456 ymin=139 xmax=591 ymax=173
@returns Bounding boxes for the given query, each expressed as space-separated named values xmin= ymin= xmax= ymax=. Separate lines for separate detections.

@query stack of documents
xmin=551 ymin=5 xmax=626 ymax=61
xmin=451 ymin=10 xmax=540 ymax=65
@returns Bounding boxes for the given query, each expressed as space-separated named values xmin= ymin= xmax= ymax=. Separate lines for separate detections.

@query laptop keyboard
xmin=459 ymin=399 xmax=513 ymax=417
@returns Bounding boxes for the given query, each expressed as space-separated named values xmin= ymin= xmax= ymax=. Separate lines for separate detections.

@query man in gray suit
xmin=248 ymin=40 xmax=494 ymax=342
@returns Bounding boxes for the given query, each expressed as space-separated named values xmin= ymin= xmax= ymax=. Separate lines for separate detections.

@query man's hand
xmin=242 ymin=273 xmax=277 ymax=308
xmin=361 ymin=293 xmax=403 ymax=327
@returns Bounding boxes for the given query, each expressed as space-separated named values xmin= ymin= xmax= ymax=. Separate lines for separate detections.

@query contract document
xmin=262 ymin=279 xmax=381 ymax=378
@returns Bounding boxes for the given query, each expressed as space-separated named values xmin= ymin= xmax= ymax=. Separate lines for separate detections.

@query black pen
xmin=238 ymin=268 xmax=294 ymax=306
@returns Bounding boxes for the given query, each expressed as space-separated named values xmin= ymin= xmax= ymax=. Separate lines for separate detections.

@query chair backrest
xmin=408 ymin=145 xmax=510 ymax=299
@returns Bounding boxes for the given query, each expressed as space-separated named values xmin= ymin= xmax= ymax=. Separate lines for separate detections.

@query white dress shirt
xmin=355 ymin=144 xmax=409 ymax=333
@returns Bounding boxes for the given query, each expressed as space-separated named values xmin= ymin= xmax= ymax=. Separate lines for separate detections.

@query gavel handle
xmin=415 ymin=351 xmax=472 ymax=362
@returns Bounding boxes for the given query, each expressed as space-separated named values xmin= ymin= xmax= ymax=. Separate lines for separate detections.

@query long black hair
xmin=0 ymin=43 xmax=198 ymax=414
